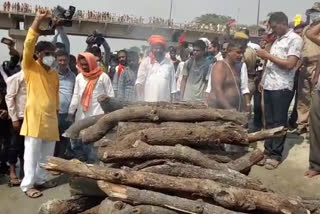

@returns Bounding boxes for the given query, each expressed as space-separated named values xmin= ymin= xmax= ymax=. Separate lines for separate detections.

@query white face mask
xmin=42 ymin=56 xmax=56 ymax=68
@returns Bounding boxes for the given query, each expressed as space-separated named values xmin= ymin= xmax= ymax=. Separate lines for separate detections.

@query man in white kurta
xmin=136 ymin=35 xmax=177 ymax=102
xmin=68 ymin=52 xmax=114 ymax=162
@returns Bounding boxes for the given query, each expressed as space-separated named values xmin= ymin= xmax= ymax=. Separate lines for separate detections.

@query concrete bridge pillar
xmin=8 ymin=29 xmax=26 ymax=53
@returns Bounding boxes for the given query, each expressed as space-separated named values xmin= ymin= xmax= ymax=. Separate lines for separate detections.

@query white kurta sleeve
xmin=68 ymin=75 xmax=81 ymax=115
xmin=240 ymin=63 xmax=250 ymax=95
xmin=135 ymin=58 xmax=148 ymax=86
xmin=5 ymin=75 xmax=19 ymax=122
xmin=170 ymin=65 xmax=177 ymax=94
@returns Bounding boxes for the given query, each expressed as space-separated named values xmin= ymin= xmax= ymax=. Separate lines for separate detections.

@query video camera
xmin=86 ymin=30 xmax=105 ymax=46
xmin=50 ymin=5 xmax=76 ymax=28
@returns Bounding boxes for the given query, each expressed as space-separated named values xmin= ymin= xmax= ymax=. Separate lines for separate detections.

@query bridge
xmin=0 ymin=10 xmax=225 ymax=51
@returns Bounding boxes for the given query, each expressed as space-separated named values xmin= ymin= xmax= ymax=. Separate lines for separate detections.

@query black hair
xmin=35 ymin=41 xmax=56 ymax=53
xmin=69 ymin=54 xmax=76 ymax=62
xmin=241 ymin=28 xmax=250 ymax=37
xmin=268 ymin=12 xmax=288 ymax=25
xmin=168 ymin=46 xmax=176 ymax=51
xmin=117 ymin=49 xmax=127 ymax=56
xmin=55 ymin=42 xmax=66 ymax=50
xmin=87 ymin=46 xmax=101 ymax=57
xmin=193 ymin=40 xmax=206 ymax=51
xmin=226 ymin=39 xmax=244 ymax=52
xmin=210 ymin=39 xmax=220 ymax=51
xmin=55 ymin=49 xmax=69 ymax=58
xmin=127 ymin=51 xmax=139 ymax=59
xmin=181 ymin=41 xmax=189 ymax=49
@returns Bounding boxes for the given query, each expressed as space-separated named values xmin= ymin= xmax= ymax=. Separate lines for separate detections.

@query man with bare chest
xmin=211 ymin=40 xmax=250 ymax=112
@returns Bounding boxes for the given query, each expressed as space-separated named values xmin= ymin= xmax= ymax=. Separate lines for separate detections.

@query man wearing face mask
xmin=20 ymin=9 xmax=59 ymax=198
xmin=136 ymin=35 xmax=177 ymax=102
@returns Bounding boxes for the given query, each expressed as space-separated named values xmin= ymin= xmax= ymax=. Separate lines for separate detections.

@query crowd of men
xmin=1 ymin=2 xmax=320 ymax=199
xmin=1 ymin=2 xmax=226 ymax=32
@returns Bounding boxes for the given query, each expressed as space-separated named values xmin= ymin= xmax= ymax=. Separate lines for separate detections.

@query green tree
xmin=194 ymin=13 xmax=233 ymax=25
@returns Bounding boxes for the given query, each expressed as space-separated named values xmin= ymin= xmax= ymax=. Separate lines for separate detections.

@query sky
xmin=0 ymin=0 xmax=318 ymax=61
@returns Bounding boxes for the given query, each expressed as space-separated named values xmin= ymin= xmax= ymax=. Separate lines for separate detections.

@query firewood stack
xmin=38 ymin=96 xmax=317 ymax=214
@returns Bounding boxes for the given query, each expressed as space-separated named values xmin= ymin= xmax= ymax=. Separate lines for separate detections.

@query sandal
xmin=25 ymin=188 xmax=43 ymax=198
xmin=256 ymin=155 xmax=267 ymax=166
xmin=8 ymin=176 xmax=21 ymax=187
xmin=35 ymin=180 xmax=57 ymax=189
xmin=265 ymin=159 xmax=280 ymax=170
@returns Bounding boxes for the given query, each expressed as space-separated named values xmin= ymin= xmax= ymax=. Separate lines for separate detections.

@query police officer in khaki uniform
xmin=295 ymin=3 xmax=320 ymax=135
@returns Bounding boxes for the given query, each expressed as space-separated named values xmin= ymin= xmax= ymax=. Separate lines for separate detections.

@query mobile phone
xmin=1 ymin=37 xmax=15 ymax=47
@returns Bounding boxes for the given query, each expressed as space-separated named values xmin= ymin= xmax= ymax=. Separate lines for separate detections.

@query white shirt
xmin=68 ymin=72 xmax=114 ymax=122
xmin=261 ymin=30 xmax=303 ymax=91
xmin=175 ymin=61 xmax=185 ymax=92
xmin=215 ymin=52 xmax=224 ymax=61
xmin=205 ymin=62 xmax=249 ymax=95
xmin=248 ymin=41 xmax=261 ymax=50
xmin=5 ymin=71 xmax=26 ymax=121
xmin=135 ymin=56 xmax=177 ymax=102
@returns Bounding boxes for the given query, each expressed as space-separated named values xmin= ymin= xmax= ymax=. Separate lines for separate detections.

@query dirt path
xmin=0 ymin=133 xmax=319 ymax=214
xmin=251 ymin=133 xmax=320 ymax=199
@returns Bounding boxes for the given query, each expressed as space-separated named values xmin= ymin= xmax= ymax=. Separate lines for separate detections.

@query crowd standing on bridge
xmin=1 ymin=2 xmax=320 ymax=199
xmin=1 ymin=2 xmax=227 ymax=32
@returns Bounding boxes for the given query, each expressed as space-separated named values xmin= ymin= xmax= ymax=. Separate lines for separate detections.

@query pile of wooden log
xmin=38 ymin=96 xmax=318 ymax=214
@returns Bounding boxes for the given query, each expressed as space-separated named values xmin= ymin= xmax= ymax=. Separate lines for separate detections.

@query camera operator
xmin=52 ymin=26 xmax=70 ymax=54
xmin=86 ymin=31 xmax=111 ymax=73
xmin=1 ymin=44 xmax=21 ymax=78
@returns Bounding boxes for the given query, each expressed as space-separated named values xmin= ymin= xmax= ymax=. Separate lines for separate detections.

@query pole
xmin=169 ymin=0 xmax=173 ymax=21
xmin=257 ymin=0 xmax=261 ymax=25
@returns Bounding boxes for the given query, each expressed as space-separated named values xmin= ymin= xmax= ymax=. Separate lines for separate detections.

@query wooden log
xmin=98 ymin=95 xmax=207 ymax=113
xmin=131 ymin=159 xmax=173 ymax=171
xmin=69 ymin=176 xmax=107 ymax=197
xmin=140 ymin=162 xmax=267 ymax=191
xmin=116 ymin=121 xmax=226 ymax=139
xmin=38 ymin=196 xmax=103 ymax=214
xmin=198 ymin=149 xmax=247 ymax=163
xmin=98 ymin=198 xmax=179 ymax=214
xmin=79 ymin=205 xmax=100 ymax=214
xmin=98 ymin=95 xmax=130 ymax=113
xmin=129 ymin=205 xmax=179 ymax=214
xmin=113 ymin=123 xmax=248 ymax=150
xmin=226 ymin=149 xmax=264 ymax=172
xmin=247 ymin=126 xmax=287 ymax=142
xmin=99 ymin=141 xmax=227 ymax=171
xmin=115 ymin=123 xmax=286 ymax=150
xmin=42 ymin=157 xmax=309 ymax=214
xmin=79 ymin=106 xmax=247 ymax=143
xmin=63 ymin=114 xmax=104 ymax=139
xmin=302 ymin=200 xmax=320 ymax=214
xmin=98 ymin=199 xmax=133 ymax=214
xmin=98 ymin=181 xmax=246 ymax=214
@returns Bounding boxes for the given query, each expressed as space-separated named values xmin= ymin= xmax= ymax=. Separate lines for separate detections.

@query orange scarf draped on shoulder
xmin=77 ymin=52 xmax=103 ymax=112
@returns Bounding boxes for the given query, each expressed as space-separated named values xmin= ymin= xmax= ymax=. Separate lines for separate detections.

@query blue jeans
xmin=263 ymin=89 xmax=294 ymax=161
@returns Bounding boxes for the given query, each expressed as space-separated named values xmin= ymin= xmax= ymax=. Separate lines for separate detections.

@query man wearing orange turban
xmin=136 ymin=35 xmax=177 ymax=102
xmin=67 ymin=52 xmax=114 ymax=162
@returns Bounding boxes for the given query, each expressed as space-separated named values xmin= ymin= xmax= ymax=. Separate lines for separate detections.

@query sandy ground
xmin=0 ymin=133 xmax=320 ymax=214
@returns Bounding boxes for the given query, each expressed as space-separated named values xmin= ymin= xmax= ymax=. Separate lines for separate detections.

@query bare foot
xmin=304 ymin=169 xmax=320 ymax=178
